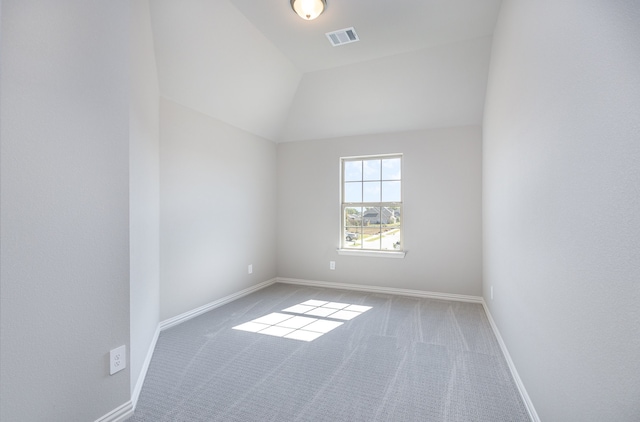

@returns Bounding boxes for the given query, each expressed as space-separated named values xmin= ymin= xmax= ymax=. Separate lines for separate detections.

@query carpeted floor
xmin=130 ymin=283 xmax=531 ymax=421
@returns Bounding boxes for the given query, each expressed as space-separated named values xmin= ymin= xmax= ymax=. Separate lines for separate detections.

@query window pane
xmin=344 ymin=207 xmax=362 ymax=249
xmin=363 ymin=181 xmax=380 ymax=202
xmin=381 ymin=207 xmax=401 ymax=251
xmin=363 ymin=207 xmax=381 ymax=225
xmin=363 ymin=159 xmax=381 ymax=181
xmin=344 ymin=160 xmax=362 ymax=182
xmin=344 ymin=237 xmax=362 ymax=249
xmin=344 ymin=207 xmax=362 ymax=228
xmin=381 ymin=227 xmax=401 ymax=250
xmin=361 ymin=220 xmax=382 ymax=250
xmin=344 ymin=182 xmax=362 ymax=202
xmin=382 ymin=158 xmax=401 ymax=180
xmin=382 ymin=181 xmax=401 ymax=202
xmin=389 ymin=206 xmax=401 ymax=224
xmin=344 ymin=228 xmax=362 ymax=248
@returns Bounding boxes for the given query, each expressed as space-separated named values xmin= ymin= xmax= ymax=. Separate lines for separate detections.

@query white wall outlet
xmin=490 ymin=285 xmax=494 ymax=300
xmin=248 ymin=264 xmax=253 ymax=274
xmin=329 ymin=261 xmax=335 ymax=270
xmin=110 ymin=345 xmax=126 ymax=375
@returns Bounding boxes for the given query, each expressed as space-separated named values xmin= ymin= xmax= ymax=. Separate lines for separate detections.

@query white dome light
xmin=290 ymin=0 xmax=326 ymax=21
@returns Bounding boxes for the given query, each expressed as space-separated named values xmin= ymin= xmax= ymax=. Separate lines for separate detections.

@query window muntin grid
xmin=341 ymin=155 xmax=403 ymax=252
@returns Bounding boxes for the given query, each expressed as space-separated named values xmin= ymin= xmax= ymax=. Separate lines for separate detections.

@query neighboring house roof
xmin=363 ymin=207 xmax=397 ymax=222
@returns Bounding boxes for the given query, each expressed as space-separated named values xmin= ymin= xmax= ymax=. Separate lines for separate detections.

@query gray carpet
xmin=130 ymin=283 xmax=531 ymax=421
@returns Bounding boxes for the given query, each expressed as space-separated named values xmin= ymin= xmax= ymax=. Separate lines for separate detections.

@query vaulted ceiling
xmin=148 ymin=0 xmax=502 ymax=142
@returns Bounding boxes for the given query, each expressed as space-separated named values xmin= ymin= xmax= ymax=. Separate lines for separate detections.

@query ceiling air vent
xmin=326 ymin=27 xmax=359 ymax=47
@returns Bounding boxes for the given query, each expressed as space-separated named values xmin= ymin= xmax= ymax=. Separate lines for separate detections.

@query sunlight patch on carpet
xmin=232 ymin=300 xmax=372 ymax=342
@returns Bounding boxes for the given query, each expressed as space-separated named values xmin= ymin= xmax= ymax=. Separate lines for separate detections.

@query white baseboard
xmin=276 ymin=280 xmax=538 ymax=418
xmin=277 ymin=277 xmax=483 ymax=304
xmin=131 ymin=325 xmax=160 ymax=411
xmin=482 ymin=300 xmax=540 ymax=422
xmin=123 ymin=278 xmax=277 ymax=419
xmin=94 ymin=401 xmax=133 ymax=422
xmin=159 ymin=278 xmax=277 ymax=331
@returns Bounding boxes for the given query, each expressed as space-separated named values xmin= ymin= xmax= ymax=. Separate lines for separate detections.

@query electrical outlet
xmin=110 ymin=345 xmax=126 ymax=375
xmin=248 ymin=264 xmax=253 ymax=274
xmin=329 ymin=261 xmax=335 ymax=270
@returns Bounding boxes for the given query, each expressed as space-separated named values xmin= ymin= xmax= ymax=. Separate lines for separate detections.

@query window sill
xmin=337 ymin=249 xmax=406 ymax=259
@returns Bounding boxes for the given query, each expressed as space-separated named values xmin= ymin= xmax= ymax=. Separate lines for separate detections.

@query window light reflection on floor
xmin=232 ymin=300 xmax=372 ymax=342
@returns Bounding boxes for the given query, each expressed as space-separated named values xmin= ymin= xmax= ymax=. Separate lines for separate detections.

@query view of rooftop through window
xmin=232 ymin=300 xmax=372 ymax=342
xmin=341 ymin=155 xmax=403 ymax=251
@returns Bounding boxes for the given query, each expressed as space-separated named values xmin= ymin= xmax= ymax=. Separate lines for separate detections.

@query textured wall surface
xmin=0 ymin=1 xmax=131 ymax=420
xmin=159 ymin=98 xmax=278 ymax=321
xmin=130 ymin=0 xmax=161 ymax=397
xmin=483 ymin=1 xmax=640 ymax=420
xmin=277 ymin=126 xmax=483 ymax=296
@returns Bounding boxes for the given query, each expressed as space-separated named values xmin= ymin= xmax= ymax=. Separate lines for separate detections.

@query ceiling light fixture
xmin=290 ymin=0 xmax=326 ymax=21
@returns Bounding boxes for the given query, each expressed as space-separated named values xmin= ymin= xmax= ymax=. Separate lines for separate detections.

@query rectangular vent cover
xmin=326 ymin=27 xmax=359 ymax=47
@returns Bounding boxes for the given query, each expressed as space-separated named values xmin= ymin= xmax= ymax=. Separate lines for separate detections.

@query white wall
xmin=159 ymin=98 xmax=278 ymax=320
xmin=0 ymin=1 xmax=130 ymax=421
xmin=483 ymin=1 xmax=640 ymax=420
xmin=149 ymin=0 xmax=301 ymax=141
xmin=277 ymin=126 xmax=483 ymax=296
xmin=130 ymin=0 xmax=161 ymax=399
xmin=280 ymin=36 xmax=492 ymax=142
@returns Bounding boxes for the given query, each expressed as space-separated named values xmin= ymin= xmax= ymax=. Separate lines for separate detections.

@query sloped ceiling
xmin=149 ymin=0 xmax=302 ymax=141
xmin=148 ymin=0 xmax=502 ymax=142
xmin=229 ymin=0 xmax=502 ymax=73
xmin=281 ymin=36 xmax=493 ymax=142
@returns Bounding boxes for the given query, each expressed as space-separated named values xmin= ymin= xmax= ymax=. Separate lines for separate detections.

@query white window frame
xmin=338 ymin=154 xmax=406 ymax=258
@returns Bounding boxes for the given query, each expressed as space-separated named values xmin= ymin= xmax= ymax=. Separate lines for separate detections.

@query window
xmin=340 ymin=154 xmax=403 ymax=254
